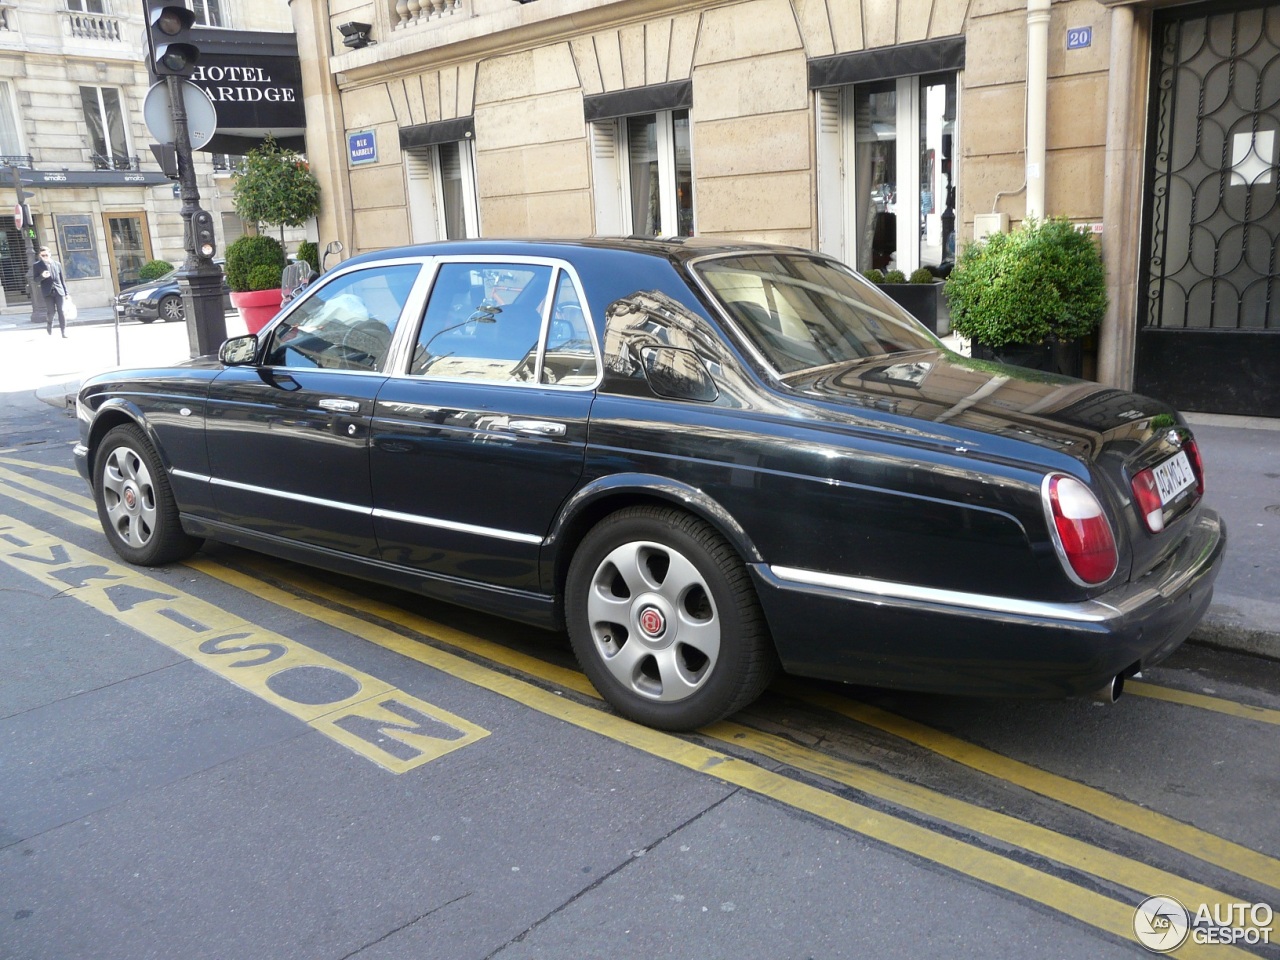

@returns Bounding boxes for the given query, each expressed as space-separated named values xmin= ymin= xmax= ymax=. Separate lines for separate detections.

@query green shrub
xmin=908 ymin=268 xmax=936 ymax=284
xmin=138 ymin=259 xmax=173 ymax=282
xmin=225 ymin=235 xmax=285 ymax=292
xmin=296 ymin=240 xmax=320 ymax=274
xmin=945 ymin=217 xmax=1106 ymax=347
xmin=864 ymin=268 xmax=885 ymax=285
xmin=884 ymin=269 xmax=907 ymax=284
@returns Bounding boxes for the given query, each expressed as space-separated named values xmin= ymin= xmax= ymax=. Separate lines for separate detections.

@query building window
xmin=0 ymin=81 xmax=23 ymax=159
xmin=405 ymin=139 xmax=480 ymax=242
xmin=81 ymin=86 xmax=131 ymax=170
xmin=67 ymin=0 xmax=107 ymax=11
xmin=212 ymin=153 xmax=244 ymax=173
xmin=190 ymin=0 xmax=224 ymax=27
xmin=816 ymin=73 xmax=958 ymax=275
xmin=592 ymin=110 xmax=694 ymax=237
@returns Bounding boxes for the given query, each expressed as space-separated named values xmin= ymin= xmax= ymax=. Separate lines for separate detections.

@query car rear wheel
xmin=566 ymin=506 xmax=778 ymax=730
xmin=159 ymin=294 xmax=184 ymax=323
xmin=94 ymin=424 xmax=202 ymax=566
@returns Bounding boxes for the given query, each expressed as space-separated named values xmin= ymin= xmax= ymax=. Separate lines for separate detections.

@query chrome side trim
xmin=768 ymin=565 xmax=1117 ymax=624
xmin=171 ymin=468 xmax=212 ymax=483
xmin=195 ymin=473 xmax=543 ymax=544
xmin=372 ymin=507 xmax=543 ymax=545
xmin=209 ymin=476 xmax=371 ymax=515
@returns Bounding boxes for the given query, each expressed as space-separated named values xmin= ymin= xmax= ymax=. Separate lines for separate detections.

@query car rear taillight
xmin=1044 ymin=474 xmax=1118 ymax=586
xmin=1130 ymin=469 xmax=1166 ymax=533
xmin=1184 ymin=437 xmax=1205 ymax=496
xmin=1130 ymin=436 xmax=1204 ymax=535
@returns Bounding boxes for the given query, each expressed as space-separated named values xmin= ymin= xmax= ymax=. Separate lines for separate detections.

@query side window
xmin=264 ymin=264 xmax=420 ymax=371
xmin=542 ymin=271 xmax=598 ymax=386
xmin=411 ymin=262 xmax=553 ymax=381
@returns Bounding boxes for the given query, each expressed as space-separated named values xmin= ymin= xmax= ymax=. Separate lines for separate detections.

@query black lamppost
xmin=146 ymin=0 xmax=226 ymax=356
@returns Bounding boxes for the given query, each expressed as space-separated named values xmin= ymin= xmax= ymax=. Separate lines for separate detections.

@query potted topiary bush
xmin=295 ymin=240 xmax=320 ymax=275
xmin=225 ymin=234 xmax=286 ymax=334
xmin=944 ymin=217 xmax=1106 ymax=376
xmin=228 ymin=135 xmax=320 ymax=333
xmin=862 ymin=266 xmax=945 ymax=333
xmin=137 ymin=259 xmax=174 ymax=283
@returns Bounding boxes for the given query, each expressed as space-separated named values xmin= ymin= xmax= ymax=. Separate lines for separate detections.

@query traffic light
xmin=146 ymin=2 xmax=199 ymax=77
xmin=192 ymin=209 xmax=216 ymax=258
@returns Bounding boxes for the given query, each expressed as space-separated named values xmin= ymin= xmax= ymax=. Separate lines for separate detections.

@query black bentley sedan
xmin=74 ymin=238 xmax=1226 ymax=730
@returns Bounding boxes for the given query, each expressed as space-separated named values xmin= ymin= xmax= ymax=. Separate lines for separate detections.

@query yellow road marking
xmin=710 ymin=721 xmax=1252 ymax=916
xmin=1128 ymin=680 xmax=1280 ymax=726
xmin=789 ymin=686 xmax=1280 ymax=893
xmin=0 ymin=512 xmax=488 ymax=774
xmin=234 ymin=556 xmax=1267 ymax=920
xmin=0 ymin=454 xmax=80 ymax=477
xmin=183 ymin=559 xmax=1247 ymax=956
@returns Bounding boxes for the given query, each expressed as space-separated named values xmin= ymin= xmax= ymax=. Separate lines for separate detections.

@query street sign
xmin=143 ymin=80 xmax=218 ymax=149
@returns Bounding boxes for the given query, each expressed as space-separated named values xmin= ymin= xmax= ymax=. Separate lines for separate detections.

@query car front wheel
xmin=566 ymin=506 xmax=777 ymax=730
xmin=159 ymin=294 xmax=184 ymax=323
xmin=94 ymin=424 xmax=202 ymax=566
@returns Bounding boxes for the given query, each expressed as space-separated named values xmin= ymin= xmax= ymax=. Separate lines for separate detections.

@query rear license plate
xmin=1152 ymin=450 xmax=1195 ymax=505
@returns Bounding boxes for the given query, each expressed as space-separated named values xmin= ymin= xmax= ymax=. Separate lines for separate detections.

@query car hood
xmin=783 ymin=348 xmax=1178 ymax=461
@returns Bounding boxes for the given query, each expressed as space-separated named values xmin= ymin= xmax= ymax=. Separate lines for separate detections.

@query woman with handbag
xmin=32 ymin=246 xmax=69 ymax=337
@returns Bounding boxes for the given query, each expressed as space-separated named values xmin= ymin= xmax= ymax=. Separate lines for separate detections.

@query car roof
xmin=339 ymin=237 xmax=823 ymax=271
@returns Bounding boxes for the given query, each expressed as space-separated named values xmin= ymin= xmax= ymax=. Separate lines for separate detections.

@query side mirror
xmin=639 ymin=346 xmax=719 ymax=402
xmin=322 ymin=240 xmax=344 ymax=272
xmin=219 ymin=334 xmax=259 ymax=366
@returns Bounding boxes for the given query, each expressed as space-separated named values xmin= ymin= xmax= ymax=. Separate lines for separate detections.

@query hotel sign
xmin=187 ymin=28 xmax=306 ymax=153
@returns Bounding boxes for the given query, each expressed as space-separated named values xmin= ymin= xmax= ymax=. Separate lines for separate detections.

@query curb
xmin=1189 ymin=592 xmax=1280 ymax=662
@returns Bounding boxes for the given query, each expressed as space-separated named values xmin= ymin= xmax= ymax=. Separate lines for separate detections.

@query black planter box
xmin=879 ymin=282 xmax=941 ymax=333
xmin=971 ymin=338 xmax=1084 ymax=378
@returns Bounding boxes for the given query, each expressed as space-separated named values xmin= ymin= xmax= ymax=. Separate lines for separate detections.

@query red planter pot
xmin=229 ymin=288 xmax=284 ymax=334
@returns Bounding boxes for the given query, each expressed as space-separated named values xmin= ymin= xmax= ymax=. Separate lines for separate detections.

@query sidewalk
xmin=3 ymin=308 xmax=1276 ymax=664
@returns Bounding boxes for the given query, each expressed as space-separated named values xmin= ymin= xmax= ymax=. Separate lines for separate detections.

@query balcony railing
xmin=91 ymin=153 xmax=141 ymax=171
xmin=391 ymin=0 xmax=468 ymax=31
xmin=65 ymin=9 xmax=125 ymax=42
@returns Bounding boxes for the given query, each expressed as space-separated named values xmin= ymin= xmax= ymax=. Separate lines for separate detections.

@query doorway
xmin=102 ymin=212 xmax=153 ymax=291
xmin=817 ymin=72 xmax=958 ymax=276
xmin=1138 ymin=1 xmax=1280 ymax=414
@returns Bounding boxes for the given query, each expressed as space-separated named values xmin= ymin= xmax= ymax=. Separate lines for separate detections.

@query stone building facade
xmin=0 ymin=0 xmax=293 ymax=311
xmin=293 ymin=0 xmax=1279 ymax=416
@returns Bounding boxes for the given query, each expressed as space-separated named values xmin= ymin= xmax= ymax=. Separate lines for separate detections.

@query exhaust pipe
xmin=1090 ymin=673 xmax=1125 ymax=704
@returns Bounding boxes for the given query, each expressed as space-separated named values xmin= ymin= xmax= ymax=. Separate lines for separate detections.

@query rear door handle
xmin=318 ymin=398 xmax=361 ymax=414
xmin=507 ymin=419 xmax=566 ymax=438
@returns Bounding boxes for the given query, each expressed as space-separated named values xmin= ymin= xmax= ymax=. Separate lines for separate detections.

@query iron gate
xmin=1138 ymin=0 xmax=1280 ymax=415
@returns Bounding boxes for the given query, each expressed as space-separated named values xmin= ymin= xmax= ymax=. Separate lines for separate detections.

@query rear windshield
xmin=695 ymin=253 xmax=938 ymax=375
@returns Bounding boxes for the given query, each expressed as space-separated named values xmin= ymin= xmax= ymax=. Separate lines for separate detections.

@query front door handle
xmin=318 ymin=398 xmax=361 ymax=414
xmin=507 ymin=419 xmax=567 ymax=438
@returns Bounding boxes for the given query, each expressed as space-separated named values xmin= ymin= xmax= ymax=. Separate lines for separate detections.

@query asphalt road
xmin=2 ymin=358 xmax=1278 ymax=959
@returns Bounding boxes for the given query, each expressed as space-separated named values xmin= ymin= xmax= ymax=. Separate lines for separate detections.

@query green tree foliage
xmin=231 ymin=135 xmax=320 ymax=239
xmin=945 ymin=217 xmax=1107 ymax=348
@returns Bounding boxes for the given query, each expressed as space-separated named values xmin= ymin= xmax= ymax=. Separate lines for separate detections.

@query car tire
xmin=159 ymin=295 xmax=184 ymax=323
xmin=94 ymin=424 xmax=202 ymax=566
xmin=566 ymin=505 xmax=778 ymax=730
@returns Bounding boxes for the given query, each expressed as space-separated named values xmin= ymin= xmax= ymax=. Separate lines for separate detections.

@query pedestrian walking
xmin=32 ymin=246 xmax=69 ymax=337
